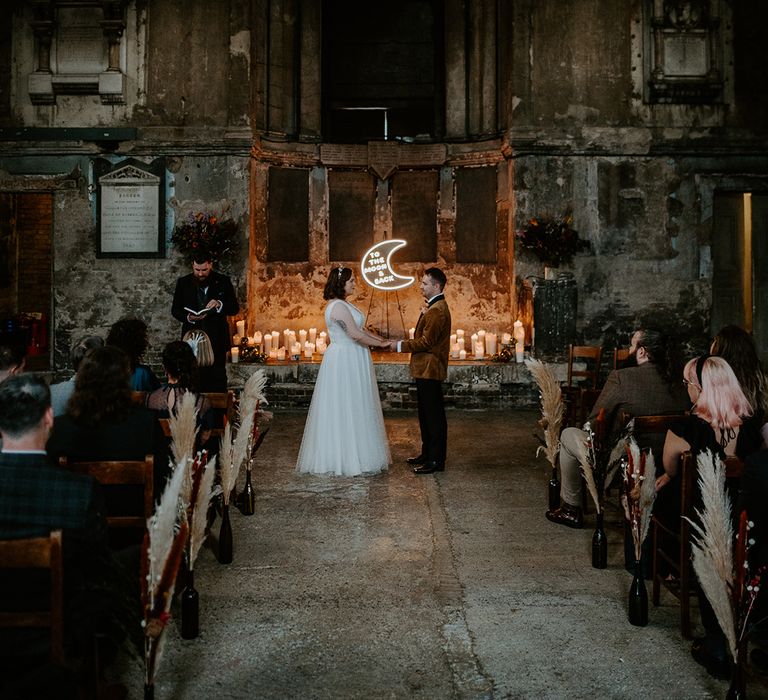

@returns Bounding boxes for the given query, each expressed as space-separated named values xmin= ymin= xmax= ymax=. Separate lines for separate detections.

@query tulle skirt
xmin=296 ymin=341 xmax=390 ymax=476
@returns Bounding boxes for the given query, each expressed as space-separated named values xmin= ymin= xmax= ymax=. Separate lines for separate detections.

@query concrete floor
xmin=113 ymin=409 xmax=768 ymax=699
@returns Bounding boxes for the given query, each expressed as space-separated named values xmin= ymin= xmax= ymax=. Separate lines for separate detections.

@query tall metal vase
xmin=218 ymin=504 xmax=233 ymax=564
xmin=627 ymin=558 xmax=648 ymax=626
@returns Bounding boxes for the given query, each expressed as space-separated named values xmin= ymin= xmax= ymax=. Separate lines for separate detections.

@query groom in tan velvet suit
xmin=392 ymin=268 xmax=451 ymax=474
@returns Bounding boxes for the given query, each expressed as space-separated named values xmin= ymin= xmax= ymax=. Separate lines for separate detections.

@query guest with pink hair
xmin=657 ymin=354 xmax=764 ymax=680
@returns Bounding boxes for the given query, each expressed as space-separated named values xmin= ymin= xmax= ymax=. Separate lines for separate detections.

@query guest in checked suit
xmin=392 ymin=268 xmax=451 ymax=474
xmin=171 ymin=249 xmax=240 ymax=392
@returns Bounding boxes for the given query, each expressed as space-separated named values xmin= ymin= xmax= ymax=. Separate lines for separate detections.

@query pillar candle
xmin=513 ymin=319 xmax=524 ymax=344
xmin=291 ymin=342 xmax=301 ymax=360
xmin=304 ymin=343 xmax=314 ymax=358
xmin=233 ymin=334 xmax=240 ymax=346
xmin=451 ymin=343 xmax=460 ymax=359
xmin=457 ymin=337 xmax=465 ymax=350
xmin=456 ymin=329 xmax=465 ymax=339
xmin=474 ymin=341 xmax=484 ymax=359
xmin=236 ymin=320 xmax=245 ymax=338
xmin=263 ymin=334 xmax=272 ymax=354
xmin=486 ymin=332 xmax=497 ymax=356
xmin=254 ymin=331 xmax=262 ymax=346
xmin=318 ymin=342 xmax=327 ymax=355
xmin=271 ymin=331 xmax=279 ymax=348
xmin=515 ymin=340 xmax=524 ymax=363
xmin=269 ymin=348 xmax=278 ymax=359
xmin=299 ymin=329 xmax=307 ymax=345
xmin=502 ymin=332 xmax=512 ymax=345
xmin=309 ymin=327 xmax=317 ymax=343
xmin=470 ymin=333 xmax=478 ymax=350
xmin=478 ymin=330 xmax=486 ymax=355
xmin=459 ymin=349 xmax=467 ymax=360
xmin=230 ymin=347 xmax=239 ymax=363
xmin=277 ymin=347 xmax=286 ymax=361
xmin=409 ymin=327 xmax=415 ymax=339
xmin=450 ymin=333 xmax=457 ymax=347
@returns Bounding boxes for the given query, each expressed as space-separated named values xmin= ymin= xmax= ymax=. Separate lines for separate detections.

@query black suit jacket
xmin=171 ymin=271 xmax=240 ymax=363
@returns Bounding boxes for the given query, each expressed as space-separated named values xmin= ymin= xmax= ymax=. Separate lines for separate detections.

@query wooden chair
xmin=0 ymin=530 xmax=64 ymax=665
xmin=613 ymin=347 xmax=630 ymax=369
xmin=562 ymin=345 xmax=603 ymax=427
xmin=202 ymin=390 xmax=236 ymax=437
xmin=130 ymin=391 xmax=147 ymax=406
xmin=651 ymin=450 xmax=743 ymax=638
xmin=60 ymin=455 xmax=154 ymax=532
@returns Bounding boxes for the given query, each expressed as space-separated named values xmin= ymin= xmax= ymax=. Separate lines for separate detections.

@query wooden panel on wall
xmin=267 ymin=167 xmax=309 ymax=262
xmin=328 ymin=170 xmax=375 ymax=261
xmin=455 ymin=166 xmax=497 ymax=263
xmin=392 ymin=170 xmax=437 ymax=261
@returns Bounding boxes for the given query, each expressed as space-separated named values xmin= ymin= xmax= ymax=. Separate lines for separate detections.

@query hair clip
xmin=337 ymin=266 xmax=343 ymax=279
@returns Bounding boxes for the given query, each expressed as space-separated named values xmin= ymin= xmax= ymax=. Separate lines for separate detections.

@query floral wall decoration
xmin=516 ymin=213 xmax=590 ymax=267
xmin=172 ymin=212 xmax=238 ymax=263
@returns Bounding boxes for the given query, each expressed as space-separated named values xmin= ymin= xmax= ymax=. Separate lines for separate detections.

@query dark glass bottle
xmin=592 ymin=512 xmax=608 ymax=569
xmin=218 ymin=504 xmax=233 ymax=564
xmin=548 ymin=466 xmax=560 ymax=511
xmin=181 ymin=568 xmax=199 ymax=639
xmin=627 ymin=559 xmax=648 ymax=626
xmin=240 ymin=466 xmax=255 ymax=516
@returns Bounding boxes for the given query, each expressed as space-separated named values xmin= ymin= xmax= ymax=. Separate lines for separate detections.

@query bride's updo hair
xmin=323 ymin=266 xmax=352 ymax=300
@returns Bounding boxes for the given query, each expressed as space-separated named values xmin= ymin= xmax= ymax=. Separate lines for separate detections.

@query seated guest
xmin=49 ymin=334 xmax=104 ymax=417
xmin=656 ymin=355 xmax=763 ymax=679
xmin=146 ymin=340 xmax=214 ymax=449
xmin=711 ymin=324 xmax=768 ymax=446
xmin=106 ymin=317 xmax=160 ymax=392
xmin=547 ymin=327 xmax=689 ymax=528
xmin=47 ymin=346 xmax=167 ymax=498
xmin=0 ymin=342 xmax=26 ymax=381
xmin=0 ymin=375 xmax=135 ymax=693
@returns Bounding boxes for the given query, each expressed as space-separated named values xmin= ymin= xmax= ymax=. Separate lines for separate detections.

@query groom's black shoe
xmin=413 ymin=461 xmax=444 ymax=474
xmin=407 ymin=454 xmax=427 ymax=465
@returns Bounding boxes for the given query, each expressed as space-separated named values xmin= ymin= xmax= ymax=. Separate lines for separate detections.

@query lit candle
xmin=309 ymin=327 xmax=317 ymax=343
xmin=318 ymin=342 xmax=327 ymax=355
xmin=515 ymin=342 xmax=524 ymax=363
xmin=291 ymin=342 xmax=301 ymax=360
xmin=513 ymin=319 xmax=525 ymax=344
xmin=263 ymin=334 xmax=272 ymax=354
xmin=478 ymin=330 xmax=486 ymax=355
xmin=409 ymin=327 xmax=416 ymax=339
xmin=299 ymin=329 xmax=307 ymax=345
xmin=486 ymin=332 xmax=497 ymax=356
xmin=230 ymin=347 xmax=239 ymax=363
xmin=304 ymin=343 xmax=314 ymax=358
xmin=502 ymin=332 xmax=512 ymax=346
xmin=456 ymin=329 xmax=465 ymax=339
xmin=271 ymin=330 xmax=279 ymax=348
xmin=284 ymin=329 xmax=292 ymax=347
xmin=474 ymin=341 xmax=484 ymax=359
xmin=451 ymin=343 xmax=460 ymax=359
xmin=320 ymin=331 xmax=327 ymax=341
xmin=233 ymin=334 xmax=240 ymax=346
xmin=277 ymin=347 xmax=286 ymax=361
xmin=457 ymin=336 xmax=465 ymax=350
xmin=254 ymin=331 xmax=262 ymax=345
xmin=459 ymin=349 xmax=467 ymax=361
xmin=471 ymin=333 xmax=478 ymax=350
xmin=236 ymin=320 xmax=245 ymax=338
xmin=269 ymin=348 xmax=278 ymax=359
xmin=450 ymin=333 xmax=457 ymax=347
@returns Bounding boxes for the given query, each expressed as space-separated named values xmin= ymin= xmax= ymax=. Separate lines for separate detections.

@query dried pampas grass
xmin=621 ymin=438 xmax=657 ymax=561
xmin=188 ymin=453 xmax=217 ymax=571
xmin=686 ymin=449 xmax=736 ymax=660
xmin=525 ymin=359 xmax=563 ymax=469
xmin=168 ymin=391 xmax=199 ymax=468
xmin=218 ymin=422 xmax=236 ymax=505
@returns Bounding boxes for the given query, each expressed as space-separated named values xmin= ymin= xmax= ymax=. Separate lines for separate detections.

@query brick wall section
xmin=17 ymin=193 xmax=52 ymax=317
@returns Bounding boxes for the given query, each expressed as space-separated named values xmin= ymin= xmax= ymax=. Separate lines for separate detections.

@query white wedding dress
xmin=296 ymin=299 xmax=391 ymax=476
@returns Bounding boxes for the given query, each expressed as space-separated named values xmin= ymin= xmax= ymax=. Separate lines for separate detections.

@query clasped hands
xmin=374 ymin=338 xmax=400 ymax=352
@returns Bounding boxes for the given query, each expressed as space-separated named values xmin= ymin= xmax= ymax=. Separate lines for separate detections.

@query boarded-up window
xmin=267 ymin=168 xmax=309 ymax=262
xmin=328 ymin=170 xmax=375 ymax=261
xmin=455 ymin=167 xmax=497 ymax=263
xmin=392 ymin=170 xmax=437 ymax=261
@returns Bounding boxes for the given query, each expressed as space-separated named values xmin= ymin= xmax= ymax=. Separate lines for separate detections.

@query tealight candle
xmin=230 ymin=347 xmax=239 ymax=363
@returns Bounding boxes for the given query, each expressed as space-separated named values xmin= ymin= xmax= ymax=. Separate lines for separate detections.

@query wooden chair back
xmin=60 ymin=455 xmax=154 ymax=530
xmin=202 ymin=390 xmax=236 ymax=437
xmin=130 ymin=391 xmax=147 ymax=406
xmin=613 ymin=347 xmax=630 ymax=369
xmin=0 ymin=530 xmax=64 ymax=664
xmin=618 ymin=411 xmax=688 ymax=436
xmin=566 ymin=345 xmax=603 ymax=389
xmin=651 ymin=449 xmax=743 ymax=638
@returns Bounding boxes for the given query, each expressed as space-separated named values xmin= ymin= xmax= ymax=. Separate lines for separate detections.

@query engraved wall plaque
xmin=95 ymin=158 xmax=165 ymax=258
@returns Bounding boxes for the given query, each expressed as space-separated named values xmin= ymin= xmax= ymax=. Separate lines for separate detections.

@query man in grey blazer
xmin=546 ymin=328 xmax=690 ymax=528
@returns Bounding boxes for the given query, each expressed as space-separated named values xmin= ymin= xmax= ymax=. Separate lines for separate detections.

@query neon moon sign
xmin=360 ymin=239 xmax=415 ymax=291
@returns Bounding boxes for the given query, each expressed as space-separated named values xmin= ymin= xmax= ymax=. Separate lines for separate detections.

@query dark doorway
xmin=322 ymin=0 xmax=443 ymax=143
xmin=711 ymin=192 xmax=768 ymax=364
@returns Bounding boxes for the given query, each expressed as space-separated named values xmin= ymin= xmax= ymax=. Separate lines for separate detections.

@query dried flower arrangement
xmin=172 ymin=211 xmax=238 ymax=262
xmin=622 ymin=437 xmax=657 ymax=561
xmin=526 ymin=359 xmax=564 ymax=473
xmin=516 ymin=213 xmax=590 ymax=266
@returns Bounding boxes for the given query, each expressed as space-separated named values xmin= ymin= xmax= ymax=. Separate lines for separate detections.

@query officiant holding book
xmin=171 ymin=249 xmax=239 ymax=392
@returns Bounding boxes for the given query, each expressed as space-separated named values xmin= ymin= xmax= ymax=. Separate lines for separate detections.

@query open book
xmin=184 ymin=305 xmax=214 ymax=316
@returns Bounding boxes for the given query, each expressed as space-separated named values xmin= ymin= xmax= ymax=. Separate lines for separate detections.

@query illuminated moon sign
xmin=360 ymin=239 xmax=415 ymax=291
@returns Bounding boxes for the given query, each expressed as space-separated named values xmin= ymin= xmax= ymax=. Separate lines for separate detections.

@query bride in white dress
xmin=296 ymin=267 xmax=391 ymax=476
